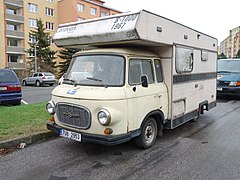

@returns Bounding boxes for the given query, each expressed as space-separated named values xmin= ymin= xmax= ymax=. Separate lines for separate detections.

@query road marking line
xmin=21 ymin=100 xmax=29 ymax=105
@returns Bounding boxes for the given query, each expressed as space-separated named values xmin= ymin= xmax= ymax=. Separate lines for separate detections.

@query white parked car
xmin=22 ymin=72 xmax=56 ymax=87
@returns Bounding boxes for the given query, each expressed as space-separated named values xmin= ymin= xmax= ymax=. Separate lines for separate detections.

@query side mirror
xmin=141 ymin=75 xmax=148 ymax=88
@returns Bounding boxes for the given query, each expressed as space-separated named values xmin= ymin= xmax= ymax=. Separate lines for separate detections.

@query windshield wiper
xmin=87 ymin=77 xmax=108 ymax=88
xmin=63 ymin=78 xmax=77 ymax=86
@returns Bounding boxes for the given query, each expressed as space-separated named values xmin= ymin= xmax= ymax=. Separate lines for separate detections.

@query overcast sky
xmin=104 ymin=0 xmax=240 ymax=44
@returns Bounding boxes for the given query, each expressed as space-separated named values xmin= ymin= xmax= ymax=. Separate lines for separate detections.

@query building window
xmin=90 ymin=7 xmax=97 ymax=15
xmin=28 ymin=3 xmax=38 ymax=13
xmin=7 ymin=38 xmax=18 ymax=47
xmin=176 ymin=47 xmax=194 ymax=73
xmin=46 ymin=7 xmax=54 ymax=16
xmin=77 ymin=3 xmax=84 ymax=12
xmin=46 ymin=22 xmax=54 ymax=30
xmin=47 ymin=0 xmax=54 ymax=2
xmin=7 ymin=24 xmax=17 ymax=31
xmin=29 ymin=19 xmax=37 ymax=28
xmin=8 ymin=54 xmax=18 ymax=62
xmin=29 ymin=33 xmax=37 ymax=43
xmin=77 ymin=17 xmax=84 ymax=21
xmin=101 ymin=11 xmax=109 ymax=17
xmin=6 ymin=8 xmax=17 ymax=15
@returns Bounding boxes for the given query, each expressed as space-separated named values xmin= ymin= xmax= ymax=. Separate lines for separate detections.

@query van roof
xmin=74 ymin=47 xmax=159 ymax=58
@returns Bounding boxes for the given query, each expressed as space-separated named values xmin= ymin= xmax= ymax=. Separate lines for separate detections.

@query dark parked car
xmin=22 ymin=72 xmax=56 ymax=87
xmin=217 ymin=59 xmax=240 ymax=96
xmin=0 ymin=68 xmax=22 ymax=105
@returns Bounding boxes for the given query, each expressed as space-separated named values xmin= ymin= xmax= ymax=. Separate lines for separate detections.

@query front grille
xmin=217 ymin=80 xmax=230 ymax=86
xmin=56 ymin=103 xmax=91 ymax=129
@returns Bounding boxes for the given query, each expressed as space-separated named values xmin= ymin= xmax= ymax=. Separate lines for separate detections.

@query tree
xmin=57 ymin=48 xmax=78 ymax=77
xmin=236 ymin=49 xmax=240 ymax=58
xmin=218 ymin=52 xmax=227 ymax=59
xmin=26 ymin=19 xmax=57 ymax=73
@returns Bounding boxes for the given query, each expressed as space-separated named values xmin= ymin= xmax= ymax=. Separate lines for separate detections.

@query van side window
xmin=154 ymin=59 xmax=163 ymax=82
xmin=129 ymin=59 xmax=154 ymax=85
xmin=176 ymin=47 xmax=193 ymax=73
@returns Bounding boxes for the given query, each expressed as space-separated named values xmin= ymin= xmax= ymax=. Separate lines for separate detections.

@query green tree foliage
xmin=57 ymin=48 xmax=78 ymax=77
xmin=26 ymin=19 xmax=57 ymax=73
xmin=218 ymin=52 xmax=227 ymax=59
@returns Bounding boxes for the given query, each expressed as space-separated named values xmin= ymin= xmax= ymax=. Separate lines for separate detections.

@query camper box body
xmin=47 ymin=10 xmax=217 ymax=148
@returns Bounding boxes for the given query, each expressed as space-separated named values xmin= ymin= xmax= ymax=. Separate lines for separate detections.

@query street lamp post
xmin=34 ymin=40 xmax=39 ymax=73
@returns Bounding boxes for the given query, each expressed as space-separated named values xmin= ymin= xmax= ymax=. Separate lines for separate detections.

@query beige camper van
xmin=46 ymin=10 xmax=217 ymax=149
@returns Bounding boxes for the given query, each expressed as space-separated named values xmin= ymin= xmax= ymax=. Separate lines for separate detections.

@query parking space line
xmin=21 ymin=100 xmax=29 ymax=105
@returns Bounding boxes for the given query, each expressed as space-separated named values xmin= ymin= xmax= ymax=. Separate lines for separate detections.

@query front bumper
xmin=217 ymin=86 xmax=240 ymax=96
xmin=47 ymin=122 xmax=141 ymax=146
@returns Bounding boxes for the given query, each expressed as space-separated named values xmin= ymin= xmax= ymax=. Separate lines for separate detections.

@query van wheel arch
xmin=139 ymin=110 xmax=165 ymax=138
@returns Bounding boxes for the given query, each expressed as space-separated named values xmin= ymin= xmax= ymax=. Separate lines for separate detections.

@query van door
xmin=127 ymin=58 xmax=168 ymax=131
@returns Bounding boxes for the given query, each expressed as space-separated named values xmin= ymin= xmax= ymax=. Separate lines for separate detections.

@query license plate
xmin=217 ymin=87 xmax=223 ymax=91
xmin=60 ymin=129 xmax=81 ymax=142
xmin=0 ymin=87 xmax=7 ymax=91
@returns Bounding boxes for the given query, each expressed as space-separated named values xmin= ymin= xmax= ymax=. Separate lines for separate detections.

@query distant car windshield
xmin=65 ymin=55 xmax=125 ymax=87
xmin=0 ymin=70 xmax=18 ymax=83
xmin=218 ymin=60 xmax=240 ymax=73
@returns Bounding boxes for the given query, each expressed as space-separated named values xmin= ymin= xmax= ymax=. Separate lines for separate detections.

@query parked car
xmin=22 ymin=72 xmax=56 ymax=87
xmin=217 ymin=59 xmax=240 ymax=96
xmin=0 ymin=68 xmax=22 ymax=105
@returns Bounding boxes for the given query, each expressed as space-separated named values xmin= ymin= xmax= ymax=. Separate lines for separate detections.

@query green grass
xmin=0 ymin=102 xmax=51 ymax=141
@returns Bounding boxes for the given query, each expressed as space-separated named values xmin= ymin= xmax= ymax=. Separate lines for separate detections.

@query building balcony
xmin=6 ymin=46 xmax=25 ymax=54
xmin=4 ymin=0 xmax=23 ymax=7
xmin=7 ymin=62 xmax=25 ymax=70
xmin=5 ymin=13 xmax=24 ymax=23
xmin=6 ymin=30 xmax=24 ymax=39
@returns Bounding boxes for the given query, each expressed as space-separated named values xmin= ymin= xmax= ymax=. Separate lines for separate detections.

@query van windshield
xmin=218 ymin=60 xmax=240 ymax=73
xmin=65 ymin=55 xmax=125 ymax=87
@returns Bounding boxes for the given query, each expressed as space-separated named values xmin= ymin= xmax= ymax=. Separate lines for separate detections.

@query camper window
xmin=129 ymin=59 xmax=154 ymax=85
xmin=201 ymin=50 xmax=208 ymax=61
xmin=176 ymin=47 xmax=193 ymax=73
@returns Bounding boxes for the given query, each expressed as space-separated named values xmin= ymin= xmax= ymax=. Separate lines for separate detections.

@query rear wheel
xmin=22 ymin=80 xmax=27 ymax=86
xmin=135 ymin=117 xmax=158 ymax=149
xmin=35 ymin=80 xmax=41 ymax=87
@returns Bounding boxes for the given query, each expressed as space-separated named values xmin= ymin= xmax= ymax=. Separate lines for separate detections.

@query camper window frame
xmin=175 ymin=46 xmax=194 ymax=74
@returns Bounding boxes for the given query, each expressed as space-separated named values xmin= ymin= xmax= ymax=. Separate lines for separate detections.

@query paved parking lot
xmin=21 ymin=84 xmax=57 ymax=104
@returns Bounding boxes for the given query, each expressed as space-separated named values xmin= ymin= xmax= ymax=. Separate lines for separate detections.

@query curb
xmin=0 ymin=131 xmax=57 ymax=149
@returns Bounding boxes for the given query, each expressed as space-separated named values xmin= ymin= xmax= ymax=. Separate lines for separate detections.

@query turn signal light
xmin=50 ymin=116 xmax=55 ymax=123
xmin=236 ymin=82 xmax=240 ymax=86
xmin=104 ymin=128 xmax=113 ymax=135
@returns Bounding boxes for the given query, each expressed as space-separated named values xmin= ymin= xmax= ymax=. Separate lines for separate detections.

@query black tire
xmin=35 ymin=80 xmax=41 ymax=87
xmin=22 ymin=80 xmax=27 ymax=86
xmin=135 ymin=117 xmax=158 ymax=149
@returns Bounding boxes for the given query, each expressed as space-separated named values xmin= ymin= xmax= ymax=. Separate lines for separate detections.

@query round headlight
xmin=46 ymin=101 xmax=55 ymax=115
xmin=97 ymin=109 xmax=111 ymax=126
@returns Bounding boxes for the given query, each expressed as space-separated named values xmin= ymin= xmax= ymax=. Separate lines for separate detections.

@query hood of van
xmin=217 ymin=72 xmax=240 ymax=82
xmin=52 ymin=84 xmax=126 ymax=100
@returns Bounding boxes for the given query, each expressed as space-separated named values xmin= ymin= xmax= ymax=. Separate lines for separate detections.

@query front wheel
xmin=135 ymin=117 xmax=158 ymax=149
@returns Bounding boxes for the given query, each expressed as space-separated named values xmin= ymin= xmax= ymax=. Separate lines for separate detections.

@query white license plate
xmin=217 ymin=87 xmax=223 ymax=91
xmin=0 ymin=87 xmax=7 ymax=91
xmin=60 ymin=129 xmax=81 ymax=142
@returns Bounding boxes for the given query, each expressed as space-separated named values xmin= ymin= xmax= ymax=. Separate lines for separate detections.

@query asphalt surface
xmin=0 ymin=98 xmax=240 ymax=180
xmin=21 ymin=85 xmax=56 ymax=104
